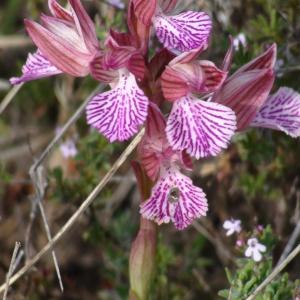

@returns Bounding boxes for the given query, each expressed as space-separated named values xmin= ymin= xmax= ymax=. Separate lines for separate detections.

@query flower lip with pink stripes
xmin=132 ymin=0 xmax=212 ymax=52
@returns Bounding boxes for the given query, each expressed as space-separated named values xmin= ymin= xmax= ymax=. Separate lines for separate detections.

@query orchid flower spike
xmin=245 ymin=238 xmax=266 ymax=262
xmin=132 ymin=0 xmax=212 ymax=52
xmin=10 ymin=0 xmax=99 ymax=85
xmin=139 ymin=104 xmax=208 ymax=230
xmin=161 ymin=48 xmax=237 ymax=159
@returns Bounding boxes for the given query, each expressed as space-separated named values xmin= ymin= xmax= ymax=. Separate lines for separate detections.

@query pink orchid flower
xmin=86 ymin=32 xmax=149 ymax=142
xmin=213 ymin=43 xmax=300 ymax=138
xmin=132 ymin=0 xmax=212 ymax=52
xmin=213 ymin=43 xmax=276 ymax=131
xmin=139 ymin=104 xmax=208 ymax=230
xmin=10 ymin=0 xmax=99 ymax=84
xmin=161 ymin=47 xmax=237 ymax=159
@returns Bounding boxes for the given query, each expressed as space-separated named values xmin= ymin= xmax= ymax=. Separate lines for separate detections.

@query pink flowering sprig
xmin=219 ymin=225 xmax=298 ymax=300
xmin=11 ymin=0 xmax=300 ymax=231
xmin=223 ymin=220 xmax=276 ymax=263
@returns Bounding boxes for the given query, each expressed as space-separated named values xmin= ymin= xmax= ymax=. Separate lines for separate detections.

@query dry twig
xmin=24 ymin=86 xmax=103 ymax=292
xmin=245 ymin=243 xmax=300 ymax=300
xmin=0 ymin=84 xmax=23 ymax=115
xmin=30 ymin=85 xmax=102 ymax=172
xmin=0 ymin=129 xmax=144 ymax=295
xmin=3 ymin=242 xmax=21 ymax=300
xmin=277 ymin=218 xmax=300 ymax=266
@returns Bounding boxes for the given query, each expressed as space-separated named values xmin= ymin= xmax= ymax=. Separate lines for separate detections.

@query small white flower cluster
xmin=56 ymin=127 xmax=78 ymax=159
xmin=223 ymin=218 xmax=266 ymax=262
xmin=60 ymin=139 xmax=78 ymax=158
xmin=223 ymin=219 xmax=241 ymax=236
xmin=233 ymin=33 xmax=247 ymax=51
xmin=245 ymin=238 xmax=266 ymax=262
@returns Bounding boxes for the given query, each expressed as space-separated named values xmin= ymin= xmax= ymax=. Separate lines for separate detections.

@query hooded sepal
xmin=166 ymin=94 xmax=236 ymax=159
xmin=10 ymin=50 xmax=62 ymax=85
xmin=127 ymin=0 xmax=151 ymax=55
xmin=86 ymin=69 xmax=149 ymax=142
xmin=139 ymin=103 xmax=193 ymax=181
xmin=68 ymin=0 xmax=98 ymax=52
xmin=233 ymin=43 xmax=276 ymax=76
xmin=140 ymin=166 xmax=208 ymax=230
xmin=24 ymin=0 xmax=98 ymax=77
xmin=25 ymin=19 xmax=95 ymax=77
xmin=213 ymin=69 xmax=275 ymax=131
xmin=251 ymin=87 xmax=300 ymax=137
xmin=139 ymin=103 xmax=168 ymax=181
xmin=161 ymin=48 xmax=226 ymax=101
xmin=213 ymin=44 xmax=276 ymax=130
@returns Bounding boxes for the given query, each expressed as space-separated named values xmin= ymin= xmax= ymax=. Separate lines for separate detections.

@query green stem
xmin=129 ymin=162 xmax=157 ymax=300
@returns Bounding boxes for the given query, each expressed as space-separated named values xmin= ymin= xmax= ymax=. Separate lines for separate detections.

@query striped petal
xmin=69 ymin=0 xmax=99 ymax=52
xmin=86 ymin=70 xmax=149 ymax=142
xmin=140 ymin=167 xmax=208 ymax=230
xmin=153 ymin=11 xmax=212 ymax=52
xmin=234 ymin=44 xmax=277 ymax=76
xmin=221 ymin=36 xmax=234 ymax=72
xmin=166 ymin=95 xmax=236 ymax=159
xmin=132 ymin=0 xmax=157 ymax=26
xmin=251 ymin=87 xmax=300 ymax=137
xmin=10 ymin=51 xmax=62 ymax=85
xmin=48 ymin=0 xmax=73 ymax=21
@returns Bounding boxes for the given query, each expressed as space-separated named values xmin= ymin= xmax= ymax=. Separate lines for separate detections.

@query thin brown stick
xmin=0 ymin=35 xmax=31 ymax=49
xmin=30 ymin=85 xmax=102 ymax=172
xmin=277 ymin=219 xmax=300 ymax=266
xmin=0 ymin=129 xmax=144 ymax=295
xmin=26 ymin=85 xmax=102 ymax=291
xmin=0 ymin=84 xmax=24 ymax=115
xmin=3 ymin=242 xmax=21 ymax=300
xmin=245 ymin=243 xmax=300 ymax=300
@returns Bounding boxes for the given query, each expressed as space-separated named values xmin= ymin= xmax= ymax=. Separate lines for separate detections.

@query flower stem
xmin=129 ymin=162 xmax=157 ymax=300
